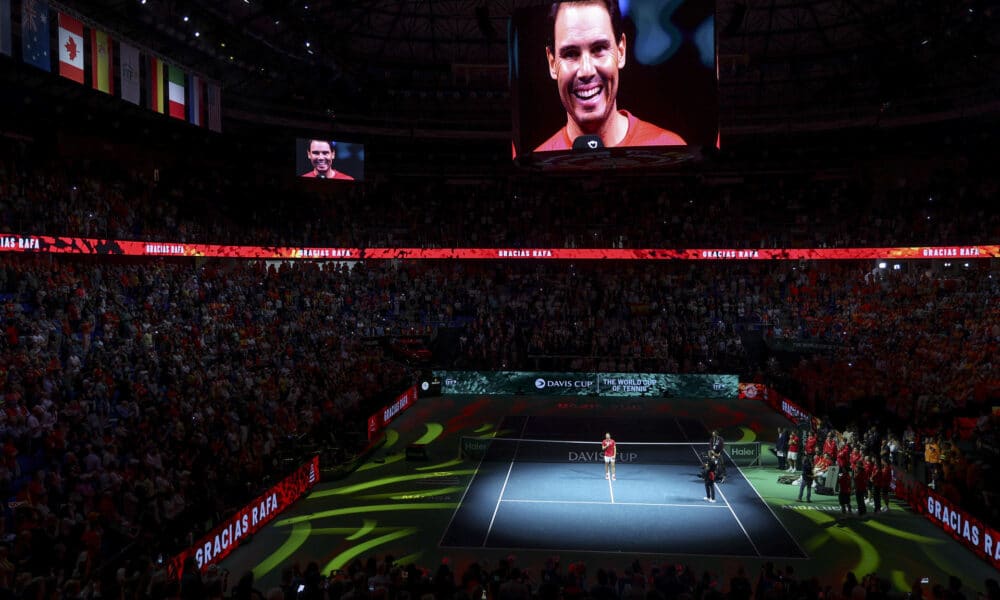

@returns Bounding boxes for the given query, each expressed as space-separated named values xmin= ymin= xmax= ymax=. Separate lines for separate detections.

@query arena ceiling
xmin=65 ymin=0 xmax=1000 ymax=135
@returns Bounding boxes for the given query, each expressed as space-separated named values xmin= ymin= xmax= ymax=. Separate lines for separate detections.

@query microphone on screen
xmin=572 ymin=135 xmax=605 ymax=152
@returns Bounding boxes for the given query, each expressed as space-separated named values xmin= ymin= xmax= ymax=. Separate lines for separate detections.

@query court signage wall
xmin=435 ymin=371 xmax=737 ymax=398
xmin=166 ymin=455 xmax=320 ymax=579
xmin=727 ymin=442 xmax=761 ymax=466
xmin=919 ymin=489 xmax=1000 ymax=569
xmin=367 ymin=385 xmax=417 ymax=441
xmin=739 ymin=383 xmax=818 ymax=429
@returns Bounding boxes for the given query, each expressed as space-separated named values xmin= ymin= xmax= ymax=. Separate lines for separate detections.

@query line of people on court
xmin=781 ymin=427 xmax=894 ymax=513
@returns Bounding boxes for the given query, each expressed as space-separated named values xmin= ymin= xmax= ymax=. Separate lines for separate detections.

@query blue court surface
xmin=441 ymin=416 xmax=805 ymax=559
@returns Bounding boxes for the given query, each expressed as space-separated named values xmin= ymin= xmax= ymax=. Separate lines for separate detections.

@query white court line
xmin=728 ymin=456 xmax=810 ymax=558
xmin=476 ymin=435 xmax=711 ymax=446
xmin=689 ymin=445 xmax=761 ymax=557
xmin=608 ymin=473 xmax=615 ymax=503
xmin=501 ymin=498 xmax=728 ymax=508
xmin=674 ymin=416 xmax=689 ymax=442
xmin=483 ymin=416 xmax=528 ymax=546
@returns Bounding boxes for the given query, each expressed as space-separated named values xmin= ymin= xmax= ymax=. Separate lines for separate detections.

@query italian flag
xmin=168 ymin=65 xmax=185 ymax=120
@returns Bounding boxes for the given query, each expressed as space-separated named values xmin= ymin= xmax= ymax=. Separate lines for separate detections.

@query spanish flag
xmin=91 ymin=29 xmax=113 ymax=95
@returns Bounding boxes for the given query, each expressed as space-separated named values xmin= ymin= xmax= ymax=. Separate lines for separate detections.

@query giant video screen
xmin=296 ymin=138 xmax=365 ymax=181
xmin=511 ymin=0 xmax=718 ymax=166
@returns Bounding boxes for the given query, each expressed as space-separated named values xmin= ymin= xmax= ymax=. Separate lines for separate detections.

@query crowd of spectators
xmin=22 ymin=548 xmax=998 ymax=600
xmin=1 ymin=146 xmax=998 ymax=251
xmin=756 ymin=262 xmax=999 ymax=524
xmin=0 ymin=255 xmax=417 ymax=595
xmin=1 ymin=136 xmax=998 ymax=599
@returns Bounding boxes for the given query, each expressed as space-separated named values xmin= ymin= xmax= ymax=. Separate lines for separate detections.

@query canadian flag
xmin=58 ymin=13 xmax=84 ymax=84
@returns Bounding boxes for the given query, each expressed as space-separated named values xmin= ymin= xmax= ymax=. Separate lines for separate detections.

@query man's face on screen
xmin=307 ymin=141 xmax=334 ymax=175
xmin=547 ymin=2 xmax=626 ymax=134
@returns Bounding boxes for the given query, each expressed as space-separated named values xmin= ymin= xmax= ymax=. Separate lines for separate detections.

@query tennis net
xmin=460 ymin=437 xmax=761 ymax=466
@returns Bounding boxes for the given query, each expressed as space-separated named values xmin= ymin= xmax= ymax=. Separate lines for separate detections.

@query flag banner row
xmin=1 ymin=0 xmax=13 ymax=57
xmin=7 ymin=0 xmax=219 ymax=130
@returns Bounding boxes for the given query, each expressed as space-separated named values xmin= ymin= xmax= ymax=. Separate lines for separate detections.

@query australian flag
xmin=22 ymin=0 xmax=50 ymax=71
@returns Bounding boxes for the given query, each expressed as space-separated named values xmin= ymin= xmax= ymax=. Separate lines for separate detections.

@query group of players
xmin=778 ymin=427 xmax=894 ymax=514
xmin=599 ymin=431 xmax=727 ymax=503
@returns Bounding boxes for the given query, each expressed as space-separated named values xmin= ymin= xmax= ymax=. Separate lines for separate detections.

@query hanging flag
xmin=187 ymin=74 xmax=203 ymax=127
xmin=57 ymin=13 xmax=84 ymax=83
xmin=21 ymin=0 xmax=50 ymax=71
xmin=148 ymin=55 xmax=165 ymax=114
xmin=0 ymin=0 xmax=12 ymax=57
xmin=119 ymin=42 xmax=140 ymax=105
xmin=91 ymin=28 xmax=113 ymax=94
xmin=207 ymin=82 xmax=221 ymax=132
xmin=167 ymin=65 xmax=185 ymax=119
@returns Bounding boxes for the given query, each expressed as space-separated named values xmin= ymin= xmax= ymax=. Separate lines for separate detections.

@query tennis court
xmin=441 ymin=415 xmax=806 ymax=559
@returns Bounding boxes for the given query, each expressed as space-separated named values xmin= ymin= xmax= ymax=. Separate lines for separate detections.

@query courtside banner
xmin=166 ymin=455 xmax=320 ymax=579
xmin=434 ymin=371 xmax=737 ymax=398
xmin=919 ymin=489 xmax=1000 ymax=570
xmin=368 ymin=385 xmax=418 ymax=441
xmin=0 ymin=235 xmax=359 ymax=259
xmin=363 ymin=246 xmax=1000 ymax=260
xmin=0 ymin=236 xmax=997 ymax=262
xmin=741 ymin=384 xmax=821 ymax=430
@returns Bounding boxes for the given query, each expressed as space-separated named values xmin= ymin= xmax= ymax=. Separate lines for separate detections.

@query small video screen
xmin=295 ymin=138 xmax=365 ymax=181
xmin=511 ymin=0 xmax=719 ymax=168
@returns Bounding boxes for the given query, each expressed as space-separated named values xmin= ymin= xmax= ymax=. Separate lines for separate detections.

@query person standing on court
xmin=878 ymin=459 xmax=892 ymax=512
xmin=837 ymin=467 xmax=853 ymax=515
xmin=703 ymin=455 xmax=717 ymax=503
xmin=709 ymin=430 xmax=726 ymax=482
xmin=798 ymin=453 xmax=814 ymax=502
xmin=775 ymin=427 xmax=789 ymax=471
xmin=602 ymin=432 xmax=616 ymax=480
xmin=786 ymin=430 xmax=800 ymax=473
xmin=853 ymin=463 xmax=868 ymax=517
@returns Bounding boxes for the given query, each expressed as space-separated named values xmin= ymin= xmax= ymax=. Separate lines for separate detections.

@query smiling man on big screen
xmin=535 ymin=0 xmax=687 ymax=152
xmin=301 ymin=140 xmax=355 ymax=180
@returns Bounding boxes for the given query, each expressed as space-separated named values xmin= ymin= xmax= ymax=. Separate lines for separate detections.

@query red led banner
xmin=741 ymin=383 xmax=820 ymax=429
xmin=0 ymin=234 xmax=360 ymax=259
xmin=364 ymin=246 xmax=1000 ymax=260
xmin=0 ymin=234 xmax=997 ymax=261
xmin=368 ymin=385 xmax=418 ymax=441
xmin=166 ymin=456 xmax=320 ymax=580
xmin=918 ymin=489 xmax=1000 ymax=570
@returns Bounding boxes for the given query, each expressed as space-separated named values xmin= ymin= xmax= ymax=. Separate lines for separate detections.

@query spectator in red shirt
xmin=805 ymin=432 xmax=818 ymax=456
xmin=822 ymin=432 xmax=838 ymax=458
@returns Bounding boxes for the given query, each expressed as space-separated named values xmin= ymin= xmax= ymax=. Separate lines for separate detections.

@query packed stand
xmin=1 ymin=149 xmax=999 ymax=250
xmin=0 ymin=255 xmax=417 ymax=594
xmin=87 ymin=551 xmax=1000 ymax=600
xmin=756 ymin=262 xmax=999 ymax=525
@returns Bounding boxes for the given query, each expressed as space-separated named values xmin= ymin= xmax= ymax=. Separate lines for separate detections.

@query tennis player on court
xmin=602 ymin=433 xmax=617 ymax=480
